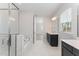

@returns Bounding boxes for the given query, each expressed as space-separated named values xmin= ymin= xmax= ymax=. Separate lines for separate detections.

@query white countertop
xmin=47 ymin=33 xmax=58 ymax=34
xmin=62 ymin=39 xmax=79 ymax=50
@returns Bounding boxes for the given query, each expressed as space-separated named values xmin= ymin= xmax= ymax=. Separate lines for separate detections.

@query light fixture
xmin=51 ymin=16 xmax=57 ymax=21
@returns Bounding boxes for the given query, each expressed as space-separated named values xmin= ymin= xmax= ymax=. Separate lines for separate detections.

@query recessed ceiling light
xmin=51 ymin=17 xmax=57 ymax=21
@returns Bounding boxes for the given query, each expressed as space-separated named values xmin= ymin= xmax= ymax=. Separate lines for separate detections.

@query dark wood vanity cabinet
xmin=47 ymin=33 xmax=58 ymax=46
xmin=62 ymin=41 xmax=79 ymax=56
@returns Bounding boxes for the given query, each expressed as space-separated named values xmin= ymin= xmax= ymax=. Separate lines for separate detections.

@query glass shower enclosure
xmin=0 ymin=3 xmax=19 ymax=56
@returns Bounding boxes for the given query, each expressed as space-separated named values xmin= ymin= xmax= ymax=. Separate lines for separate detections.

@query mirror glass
xmin=60 ymin=8 xmax=72 ymax=33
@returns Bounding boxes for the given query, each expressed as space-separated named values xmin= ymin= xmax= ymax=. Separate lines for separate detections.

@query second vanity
xmin=62 ymin=39 xmax=79 ymax=56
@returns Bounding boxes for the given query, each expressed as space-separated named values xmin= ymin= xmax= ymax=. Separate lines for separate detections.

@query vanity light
xmin=51 ymin=17 xmax=57 ymax=21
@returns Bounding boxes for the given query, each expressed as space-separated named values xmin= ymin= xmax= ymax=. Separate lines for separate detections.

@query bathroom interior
xmin=0 ymin=3 xmax=79 ymax=56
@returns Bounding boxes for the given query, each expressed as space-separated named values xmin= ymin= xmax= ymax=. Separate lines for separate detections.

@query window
xmin=60 ymin=8 xmax=72 ymax=32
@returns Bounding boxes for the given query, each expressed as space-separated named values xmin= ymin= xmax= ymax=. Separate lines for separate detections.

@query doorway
xmin=33 ymin=16 xmax=45 ymax=44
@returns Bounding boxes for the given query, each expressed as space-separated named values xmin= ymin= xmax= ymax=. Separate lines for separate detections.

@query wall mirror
xmin=60 ymin=8 xmax=72 ymax=33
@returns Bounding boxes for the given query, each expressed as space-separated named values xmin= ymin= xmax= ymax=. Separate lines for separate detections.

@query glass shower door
xmin=0 ymin=3 xmax=9 ymax=56
xmin=9 ymin=3 xmax=19 ymax=56
xmin=0 ymin=3 xmax=19 ymax=56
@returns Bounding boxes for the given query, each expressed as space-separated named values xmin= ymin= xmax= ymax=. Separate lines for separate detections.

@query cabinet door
xmin=62 ymin=47 xmax=73 ymax=56
xmin=51 ymin=35 xmax=58 ymax=46
xmin=62 ymin=42 xmax=73 ymax=52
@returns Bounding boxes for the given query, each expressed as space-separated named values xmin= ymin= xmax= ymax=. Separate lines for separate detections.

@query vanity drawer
xmin=62 ymin=42 xmax=73 ymax=52
xmin=73 ymin=47 xmax=79 ymax=56
xmin=62 ymin=47 xmax=73 ymax=56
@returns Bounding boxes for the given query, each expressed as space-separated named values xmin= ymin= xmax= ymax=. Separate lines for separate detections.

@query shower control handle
xmin=2 ymin=39 xmax=4 ymax=45
xmin=8 ymin=34 xmax=11 ymax=46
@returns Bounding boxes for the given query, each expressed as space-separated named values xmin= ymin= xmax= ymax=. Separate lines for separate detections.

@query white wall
xmin=18 ymin=11 xmax=34 ymax=55
xmin=44 ymin=17 xmax=52 ymax=33
xmin=19 ymin=12 xmax=33 ymax=41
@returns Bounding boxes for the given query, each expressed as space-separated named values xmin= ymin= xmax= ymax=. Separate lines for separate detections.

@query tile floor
xmin=24 ymin=39 xmax=61 ymax=56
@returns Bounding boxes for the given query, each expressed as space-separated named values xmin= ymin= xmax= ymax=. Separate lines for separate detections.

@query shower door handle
xmin=2 ymin=39 xmax=4 ymax=45
xmin=8 ymin=34 xmax=11 ymax=46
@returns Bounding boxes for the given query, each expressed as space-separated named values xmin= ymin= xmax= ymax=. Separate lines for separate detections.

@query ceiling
xmin=15 ymin=3 xmax=63 ymax=17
